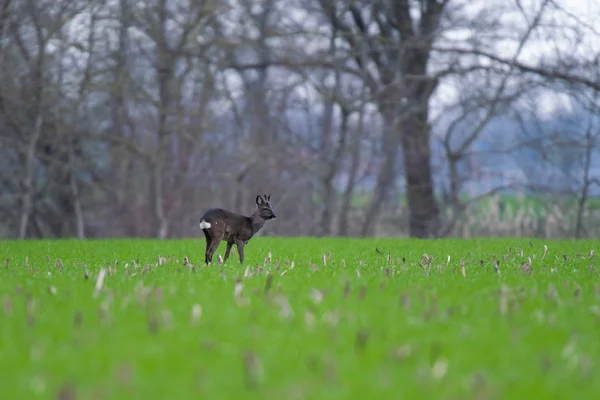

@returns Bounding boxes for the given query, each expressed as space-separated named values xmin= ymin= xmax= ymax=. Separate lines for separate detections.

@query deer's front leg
xmin=235 ymin=240 xmax=245 ymax=264
xmin=224 ymin=242 xmax=233 ymax=262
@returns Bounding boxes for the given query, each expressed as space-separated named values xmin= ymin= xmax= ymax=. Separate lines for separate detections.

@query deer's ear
xmin=256 ymin=195 xmax=264 ymax=205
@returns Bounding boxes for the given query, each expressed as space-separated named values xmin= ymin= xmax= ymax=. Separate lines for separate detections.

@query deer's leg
xmin=206 ymin=233 xmax=222 ymax=263
xmin=203 ymin=230 xmax=213 ymax=264
xmin=207 ymin=241 xmax=218 ymax=263
xmin=223 ymin=241 xmax=233 ymax=262
xmin=235 ymin=240 xmax=245 ymax=264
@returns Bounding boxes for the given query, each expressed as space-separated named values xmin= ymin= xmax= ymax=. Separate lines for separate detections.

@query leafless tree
xmin=311 ymin=0 xmax=447 ymax=237
xmin=0 ymin=0 xmax=87 ymax=238
xmin=98 ymin=0 xmax=221 ymax=238
xmin=1 ymin=0 xmax=600 ymax=240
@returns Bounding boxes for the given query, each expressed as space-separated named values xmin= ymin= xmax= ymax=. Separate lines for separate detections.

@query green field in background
xmin=1 ymin=237 xmax=599 ymax=399
xmin=348 ymin=191 xmax=600 ymax=215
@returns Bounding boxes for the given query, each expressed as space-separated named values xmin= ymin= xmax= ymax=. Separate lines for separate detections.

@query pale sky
xmin=430 ymin=0 xmax=600 ymax=121
xmin=56 ymin=0 xmax=599 ymax=123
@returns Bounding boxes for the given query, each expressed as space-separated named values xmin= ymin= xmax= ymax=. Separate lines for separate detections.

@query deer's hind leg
xmin=203 ymin=229 xmax=213 ymax=264
xmin=206 ymin=230 xmax=223 ymax=264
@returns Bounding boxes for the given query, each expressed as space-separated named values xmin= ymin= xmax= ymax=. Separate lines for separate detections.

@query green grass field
xmin=1 ymin=237 xmax=599 ymax=399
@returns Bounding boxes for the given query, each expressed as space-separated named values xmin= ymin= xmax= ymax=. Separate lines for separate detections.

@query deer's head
xmin=256 ymin=194 xmax=276 ymax=220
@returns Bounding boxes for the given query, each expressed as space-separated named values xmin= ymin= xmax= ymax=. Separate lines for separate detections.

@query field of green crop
xmin=1 ymin=237 xmax=599 ymax=399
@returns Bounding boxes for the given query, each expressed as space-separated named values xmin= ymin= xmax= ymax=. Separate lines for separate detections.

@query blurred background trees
xmin=0 ymin=0 xmax=599 ymax=239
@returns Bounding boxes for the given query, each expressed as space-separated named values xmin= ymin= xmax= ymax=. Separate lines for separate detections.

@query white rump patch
xmin=199 ymin=219 xmax=212 ymax=229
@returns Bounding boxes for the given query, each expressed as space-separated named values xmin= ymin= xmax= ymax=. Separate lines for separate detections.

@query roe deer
xmin=198 ymin=194 xmax=276 ymax=264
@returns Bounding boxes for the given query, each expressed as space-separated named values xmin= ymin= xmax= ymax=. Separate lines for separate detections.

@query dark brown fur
xmin=199 ymin=194 xmax=276 ymax=264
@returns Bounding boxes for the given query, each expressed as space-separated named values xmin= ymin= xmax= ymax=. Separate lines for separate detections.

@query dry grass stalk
xmin=243 ymin=351 xmax=264 ymax=387
xmin=493 ymin=261 xmax=501 ymax=277
xmin=93 ymin=269 xmax=107 ymax=298
xmin=499 ymin=285 xmax=509 ymax=316
xmin=264 ymin=273 xmax=274 ymax=294
xmin=3 ymin=297 xmax=12 ymax=316
xmin=310 ymin=289 xmax=324 ymax=304
xmin=431 ymin=357 xmax=448 ymax=380
xmin=276 ymin=295 xmax=294 ymax=319
xmin=191 ymin=304 xmax=203 ymax=325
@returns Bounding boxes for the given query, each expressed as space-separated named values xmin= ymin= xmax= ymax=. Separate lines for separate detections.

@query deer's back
xmin=201 ymin=207 xmax=246 ymax=221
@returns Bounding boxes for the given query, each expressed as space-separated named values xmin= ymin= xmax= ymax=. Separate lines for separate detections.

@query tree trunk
xmin=0 ymin=0 xmax=11 ymax=46
xmin=360 ymin=108 xmax=399 ymax=236
xmin=151 ymin=159 xmax=168 ymax=239
xmin=18 ymin=114 xmax=43 ymax=239
xmin=319 ymin=107 xmax=349 ymax=237
xmin=400 ymin=110 xmax=440 ymax=237
xmin=317 ymin=97 xmax=334 ymax=236
xmin=574 ymin=129 xmax=594 ymax=238
xmin=68 ymin=140 xmax=85 ymax=239
xmin=234 ymin=166 xmax=250 ymax=212
xmin=152 ymin=0 xmax=171 ymax=239
xmin=338 ymin=130 xmax=361 ymax=236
